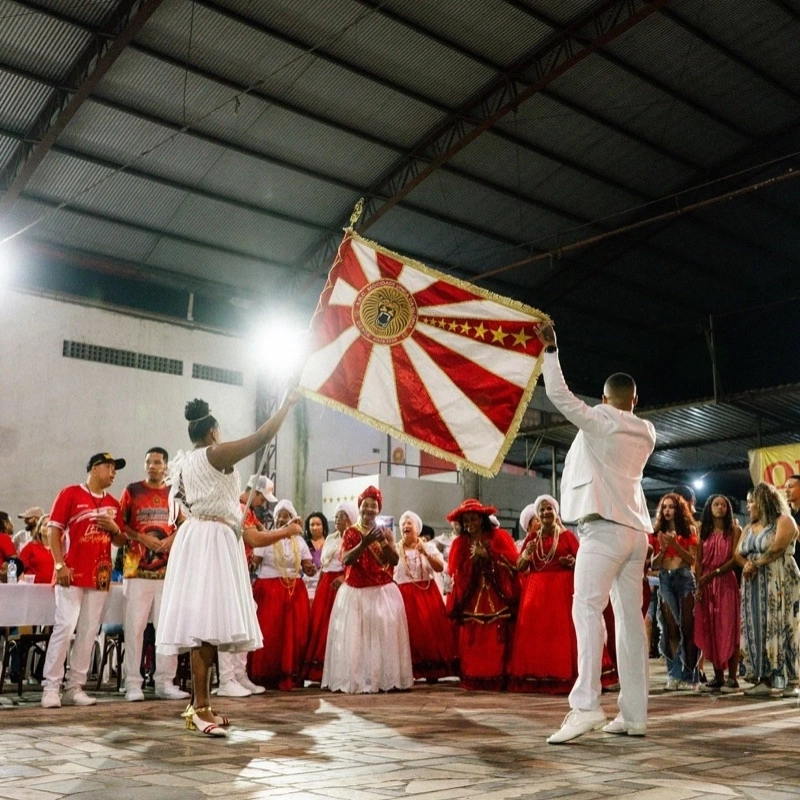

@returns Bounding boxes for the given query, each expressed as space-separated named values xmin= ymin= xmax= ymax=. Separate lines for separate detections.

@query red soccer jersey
xmin=120 ymin=482 xmax=175 ymax=579
xmin=49 ymin=484 xmax=124 ymax=590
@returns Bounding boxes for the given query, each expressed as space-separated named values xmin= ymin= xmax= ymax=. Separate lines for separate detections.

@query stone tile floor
xmin=1 ymin=663 xmax=799 ymax=800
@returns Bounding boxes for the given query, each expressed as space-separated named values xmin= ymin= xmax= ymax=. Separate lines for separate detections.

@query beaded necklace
xmin=532 ymin=526 xmax=560 ymax=570
xmin=401 ymin=539 xmax=431 ymax=589
xmin=272 ymin=535 xmax=301 ymax=595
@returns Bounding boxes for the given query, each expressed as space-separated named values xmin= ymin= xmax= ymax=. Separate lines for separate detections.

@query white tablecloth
xmin=0 ymin=583 xmax=124 ymax=626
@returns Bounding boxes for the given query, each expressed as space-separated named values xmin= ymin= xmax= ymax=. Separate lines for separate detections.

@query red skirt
xmin=248 ymin=577 xmax=310 ymax=691
xmin=457 ymin=617 xmax=513 ymax=691
xmin=302 ymin=570 xmax=343 ymax=682
xmin=508 ymin=570 xmax=618 ymax=694
xmin=398 ymin=581 xmax=456 ymax=681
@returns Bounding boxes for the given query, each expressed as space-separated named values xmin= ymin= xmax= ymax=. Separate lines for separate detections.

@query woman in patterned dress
xmin=737 ymin=482 xmax=800 ymax=696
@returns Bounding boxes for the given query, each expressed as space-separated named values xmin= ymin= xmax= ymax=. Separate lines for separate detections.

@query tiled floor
xmin=1 ymin=664 xmax=799 ymax=800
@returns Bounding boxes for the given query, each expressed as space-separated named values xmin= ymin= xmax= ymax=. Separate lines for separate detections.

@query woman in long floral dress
xmin=737 ymin=482 xmax=800 ymax=696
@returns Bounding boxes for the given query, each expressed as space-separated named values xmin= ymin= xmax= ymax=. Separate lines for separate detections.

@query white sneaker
xmin=125 ymin=687 xmax=145 ymax=702
xmin=744 ymin=681 xmax=773 ymax=696
xmin=62 ymin=687 xmax=97 ymax=706
xmin=41 ymin=690 xmax=61 ymax=708
xmin=602 ymin=715 xmax=646 ymax=736
xmin=155 ymin=684 xmax=191 ymax=700
xmin=237 ymin=676 xmax=266 ymax=695
xmin=214 ymin=680 xmax=251 ymax=697
xmin=547 ymin=708 xmax=606 ymax=744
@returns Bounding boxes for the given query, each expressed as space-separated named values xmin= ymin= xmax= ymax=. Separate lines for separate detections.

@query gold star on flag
xmin=512 ymin=329 xmax=532 ymax=348
xmin=460 ymin=321 xmax=472 ymax=335
xmin=491 ymin=326 xmax=508 ymax=344
xmin=448 ymin=320 xmax=458 ymax=332
xmin=438 ymin=318 xmax=447 ymax=328
xmin=474 ymin=323 xmax=487 ymax=340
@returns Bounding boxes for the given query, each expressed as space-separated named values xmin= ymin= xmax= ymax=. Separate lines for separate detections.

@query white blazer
xmin=541 ymin=352 xmax=656 ymax=532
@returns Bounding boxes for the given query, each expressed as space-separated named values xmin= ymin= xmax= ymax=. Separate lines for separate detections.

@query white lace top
xmin=254 ymin=535 xmax=312 ymax=579
xmin=394 ymin=541 xmax=441 ymax=585
xmin=168 ymin=448 xmax=242 ymax=529
xmin=320 ymin=531 xmax=344 ymax=572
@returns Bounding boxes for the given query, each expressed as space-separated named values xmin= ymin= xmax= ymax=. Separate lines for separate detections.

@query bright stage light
xmin=692 ymin=478 xmax=705 ymax=490
xmin=0 ymin=240 xmax=20 ymax=290
xmin=249 ymin=317 xmax=309 ymax=379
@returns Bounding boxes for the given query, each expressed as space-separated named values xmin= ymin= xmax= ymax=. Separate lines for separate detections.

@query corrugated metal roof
xmin=0 ymin=0 xmax=91 ymax=82
xmin=0 ymin=69 xmax=54 ymax=132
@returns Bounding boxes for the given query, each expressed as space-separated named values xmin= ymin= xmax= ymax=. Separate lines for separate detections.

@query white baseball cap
xmin=247 ymin=474 xmax=278 ymax=502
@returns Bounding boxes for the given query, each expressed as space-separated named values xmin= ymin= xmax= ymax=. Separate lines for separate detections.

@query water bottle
xmin=6 ymin=559 xmax=17 ymax=584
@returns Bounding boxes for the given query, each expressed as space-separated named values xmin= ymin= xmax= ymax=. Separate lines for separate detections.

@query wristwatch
xmin=545 ymin=345 xmax=557 ymax=353
xmin=54 ymin=562 xmax=64 ymax=571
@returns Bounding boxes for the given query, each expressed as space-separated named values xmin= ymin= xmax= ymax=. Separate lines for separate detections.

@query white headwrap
xmin=519 ymin=503 xmax=538 ymax=534
xmin=274 ymin=499 xmax=298 ymax=522
xmin=399 ymin=510 xmax=422 ymax=534
xmin=334 ymin=500 xmax=358 ymax=525
xmin=488 ymin=514 xmax=499 ymax=528
xmin=533 ymin=494 xmax=560 ymax=518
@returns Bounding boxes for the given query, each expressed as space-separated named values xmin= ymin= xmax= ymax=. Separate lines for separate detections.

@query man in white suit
xmin=537 ymin=324 xmax=656 ymax=744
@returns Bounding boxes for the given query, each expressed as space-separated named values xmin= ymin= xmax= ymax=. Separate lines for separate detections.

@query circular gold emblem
xmin=353 ymin=279 xmax=417 ymax=345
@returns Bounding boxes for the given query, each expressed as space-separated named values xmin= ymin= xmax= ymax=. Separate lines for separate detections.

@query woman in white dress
xmin=157 ymin=395 xmax=299 ymax=736
xmin=322 ymin=486 xmax=413 ymax=693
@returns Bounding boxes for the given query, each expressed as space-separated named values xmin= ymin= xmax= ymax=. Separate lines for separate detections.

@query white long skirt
xmin=156 ymin=518 xmax=262 ymax=655
xmin=322 ymin=582 xmax=413 ymax=693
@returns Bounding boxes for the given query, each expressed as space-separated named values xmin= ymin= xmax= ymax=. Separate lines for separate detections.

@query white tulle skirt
xmin=156 ymin=518 xmax=262 ymax=655
xmin=322 ymin=582 xmax=413 ymax=693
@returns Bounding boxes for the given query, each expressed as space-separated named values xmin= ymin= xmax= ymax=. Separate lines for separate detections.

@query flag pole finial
xmin=348 ymin=197 xmax=364 ymax=229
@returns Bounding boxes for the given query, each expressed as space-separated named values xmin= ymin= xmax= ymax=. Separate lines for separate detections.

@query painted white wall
xmin=0 ymin=290 xmax=259 ymax=515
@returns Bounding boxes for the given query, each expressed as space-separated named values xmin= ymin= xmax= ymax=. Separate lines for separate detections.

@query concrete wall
xmin=0 ymin=290 xmax=259 ymax=514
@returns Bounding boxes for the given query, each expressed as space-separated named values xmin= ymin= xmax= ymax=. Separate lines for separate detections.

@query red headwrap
xmin=358 ymin=485 xmax=383 ymax=512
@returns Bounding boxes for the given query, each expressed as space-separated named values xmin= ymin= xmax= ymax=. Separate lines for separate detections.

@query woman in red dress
xmin=395 ymin=510 xmax=456 ymax=681
xmin=248 ymin=499 xmax=316 ymax=690
xmin=446 ymin=499 xmax=519 ymax=691
xmin=302 ymin=500 xmax=356 ymax=683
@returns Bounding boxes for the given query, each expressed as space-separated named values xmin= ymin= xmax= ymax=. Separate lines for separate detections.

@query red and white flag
xmin=298 ymin=231 xmax=550 ymax=476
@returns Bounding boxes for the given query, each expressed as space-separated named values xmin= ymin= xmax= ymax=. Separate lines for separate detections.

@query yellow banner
xmin=748 ymin=443 xmax=800 ymax=487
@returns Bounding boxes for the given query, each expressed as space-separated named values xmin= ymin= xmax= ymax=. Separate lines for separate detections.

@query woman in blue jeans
xmin=651 ymin=493 xmax=698 ymax=690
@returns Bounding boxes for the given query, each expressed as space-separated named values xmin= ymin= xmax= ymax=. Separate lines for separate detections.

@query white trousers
xmin=123 ymin=578 xmax=178 ymax=690
xmin=217 ymin=650 xmax=248 ymax=684
xmin=43 ymin=586 xmax=109 ymax=692
xmin=569 ymin=520 xmax=649 ymax=725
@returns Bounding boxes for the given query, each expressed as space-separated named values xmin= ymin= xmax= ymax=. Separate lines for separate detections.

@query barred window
xmin=192 ymin=363 xmax=243 ymax=386
xmin=63 ymin=340 xmax=182 ymax=376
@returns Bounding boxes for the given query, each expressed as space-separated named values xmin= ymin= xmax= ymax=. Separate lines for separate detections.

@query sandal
xmin=182 ymin=704 xmax=227 ymax=736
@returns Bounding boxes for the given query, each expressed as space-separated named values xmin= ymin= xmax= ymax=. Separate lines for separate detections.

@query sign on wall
xmin=748 ymin=443 xmax=800 ymax=487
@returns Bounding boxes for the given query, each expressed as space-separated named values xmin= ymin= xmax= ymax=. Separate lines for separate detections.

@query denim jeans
xmin=658 ymin=566 xmax=696 ymax=681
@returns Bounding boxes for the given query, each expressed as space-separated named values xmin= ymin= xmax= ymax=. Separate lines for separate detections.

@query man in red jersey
xmin=120 ymin=447 xmax=190 ymax=702
xmin=42 ymin=453 xmax=127 ymax=708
